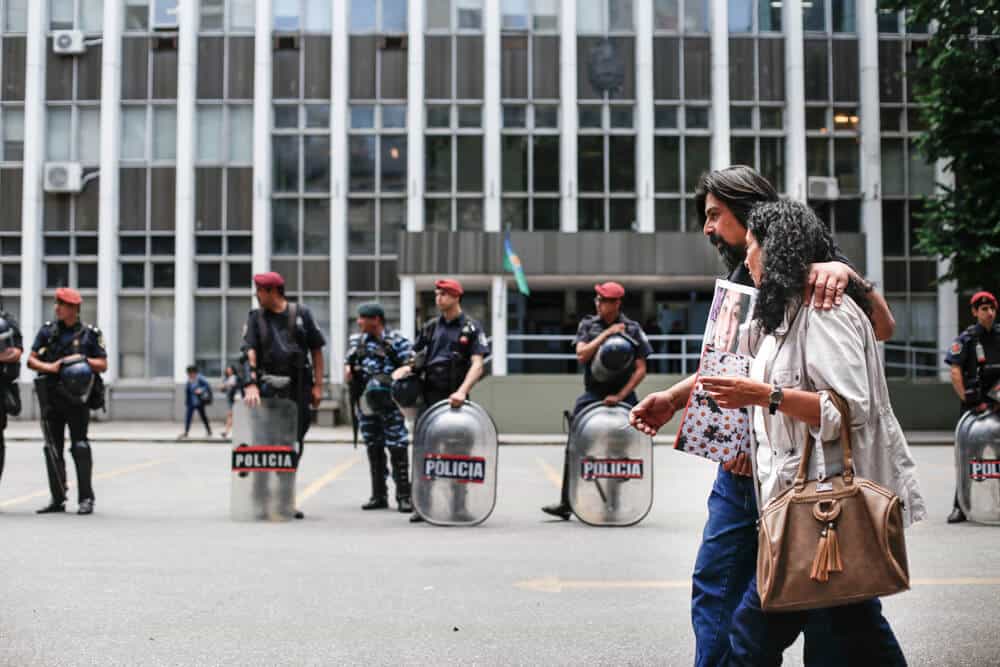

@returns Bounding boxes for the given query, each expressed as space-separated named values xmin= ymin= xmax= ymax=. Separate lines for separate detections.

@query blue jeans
xmin=723 ymin=573 xmax=906 ymax=667
xmin=692 ymin=466 xmax=853 ymax=667
xmin=184 ymin=404 xmax=210 ymax=434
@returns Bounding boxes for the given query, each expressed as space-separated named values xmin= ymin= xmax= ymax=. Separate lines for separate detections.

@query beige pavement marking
xmin=516 ymin=577 xmax=1000 ymax=593
xmin=0 ymin=458 xmax=171 ymax=508
xmin=298 ymin=455 xmax=363 ymax=505
xmin=536 ymin=457 xmax=562 ymax=489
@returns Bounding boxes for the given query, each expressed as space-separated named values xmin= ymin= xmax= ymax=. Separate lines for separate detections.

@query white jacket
xmin=744 ymin=296 xmax=926 ymax=528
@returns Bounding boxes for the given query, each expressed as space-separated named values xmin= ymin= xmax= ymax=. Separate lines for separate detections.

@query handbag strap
xmin=792 ymin=390 xmax=856 ymax=490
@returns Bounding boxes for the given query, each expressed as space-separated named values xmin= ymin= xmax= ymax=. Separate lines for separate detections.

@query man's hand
xmin=605 ymin=323 xmax=626 ymax=337
xmin=700 ymin=376 xmax=770 ymax=410
xmin=392 ymin=366 xmax=412 ymax=381
xmin=449 ymin=390 xmax=466 ymax=408
xmin=45 ymin=358 xmax=64 ymax=375
xmin=629 ymin=391 xmax=677 ymax=436
xmin=311 ymin=384 xmax=323 ymax=409
xmin=603 ymin=394 xmax=622 ymax=406
xmin=243 ymin=384 xmax=261 ymax=408
xmin=806 ymin=261 xmax=853 ymax=310
xmin=723 ymin=452 xmax=753 ymax=477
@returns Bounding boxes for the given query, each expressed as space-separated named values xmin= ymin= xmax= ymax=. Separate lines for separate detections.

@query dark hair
xmin=747 ymin=200 xmax=871 ymax=334
xmin=695 ymin=165 xmax=780 ymax=228
xmin=186 ymin=365 xmax=198 ymax=374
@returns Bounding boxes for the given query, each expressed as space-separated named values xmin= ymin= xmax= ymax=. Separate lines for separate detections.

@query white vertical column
xmin=936 ymin=161 xmax=958 ymax=381
xmin=18 ymin=0 xmax=47 ymax=382
xmin=406 ymin=0 xmax=425 ymax=232
xmin=783 ymin=0 xmax=807 ymax=201
xmin=635 ymin=0 xmax=654 ymax=232
xmin=858 ymin=0 xmax=882 ymax=288
xmin=401 ymin=0 xmax=425 ymax=341
xmin=97 ymin=0 xmax=122 ymax=383
xmin=173 ymin=0 xmax=197 ymax=382
xmin=329 ymin=0 xmax=349 ymax=382
xmin=559 ymin=0 xmax=577 ymax=232
xmin=252 ymin=0 xmax=272 ymax=273
xmin=709 ymin=0 xmax=730 ymax=169
xmin=483 ymin=0 xmax=501 ymax=232
xmin=490 ymin=275 xmax=507 ymax=375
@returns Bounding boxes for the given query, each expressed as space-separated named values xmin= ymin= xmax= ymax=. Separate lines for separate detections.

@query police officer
xmin=0 ymin=306 xmax=23 ymax=493
xmin=392 ymin=278 xmax=489 ymax=522
xmin=345 ymin=302 xmax=414 ymax=512
xmin=542 ymin=281 xmax=652 ymax=520
xmin=29 ymin=288 xmax=107 ymax=515
xmin=945 ymin=290 xmax=1000 ymax=523
xmin=241 ymin=272 xmax=326 ymax=520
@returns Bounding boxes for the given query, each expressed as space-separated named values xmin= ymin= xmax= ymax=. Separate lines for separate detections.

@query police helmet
xmin=58 ymin=356 xmax=95 ymax=404
xmin=360 ymin=374 xmax=395 ymax=417
xmin=391 ymin=374 xmax=423 ymax=420
xmin=0 ymin=315 xmax=13 ymax=353
xmin=590 ymin=334 xmax=637 ymax=383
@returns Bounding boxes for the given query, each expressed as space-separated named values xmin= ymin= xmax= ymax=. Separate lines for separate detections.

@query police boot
xmin=36 ymin=500 xmax=66 ymax=514
xmin=541 ymin=455 xmax=573 ymax=520
xmin=389 ymin=447 xmax=413 ymax=513
xmin=948 ymin=492 xmax=967 ymax=524
xmin=70 ymin=441 xmax=95 ymax=505
xmin=363 ymin=445 xmax=389 ymax=510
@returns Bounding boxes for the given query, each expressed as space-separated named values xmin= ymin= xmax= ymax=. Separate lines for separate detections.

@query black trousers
xmin=365 ymin=445 xmax=411 ymax=501
xmin=42 ymin=396 xmax=93 ymax=504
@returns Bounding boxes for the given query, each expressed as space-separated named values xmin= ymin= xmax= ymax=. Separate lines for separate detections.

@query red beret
xmin=55 ymin=287 xmax=82 ymax=305
xmin=253 ymin=272 xmax=285 ymax=289
xmin=435 ymin=278 xmax=464 ymax=296
xmin=971 ymin=291 xmax=997 ymax=308
xmin=594 ymin=282 xmax=625 ymax=299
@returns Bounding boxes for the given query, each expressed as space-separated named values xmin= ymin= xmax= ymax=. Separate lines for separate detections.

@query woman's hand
xmin=699 ymin=376 xmax=770 ymax=410
xmin=722 ymin=452 xmax=754 ymax=477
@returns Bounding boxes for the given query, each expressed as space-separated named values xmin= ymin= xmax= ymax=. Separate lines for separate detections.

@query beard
xmin=710 ymin=233 xmax=747 ymax=272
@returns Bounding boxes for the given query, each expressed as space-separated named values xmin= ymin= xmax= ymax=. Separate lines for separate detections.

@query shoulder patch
xmin=950 ymin=342 xmax=963 ymax=355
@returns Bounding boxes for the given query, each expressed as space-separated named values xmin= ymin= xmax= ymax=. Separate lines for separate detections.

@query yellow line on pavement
xmin=536 ymin=457 xmax=562 ymax=489
xmin=298 ymin=455 xmax=363 ymax=505
xmin=0 ymin=457 xmax=171 ymax=508
xmin=516 ymin=577 xmax=1000 ymax=593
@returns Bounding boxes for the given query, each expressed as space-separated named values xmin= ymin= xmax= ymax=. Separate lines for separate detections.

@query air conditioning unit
xmin=44 ymin=162 xmax=83 ymax=193
xmin=807 ymin=176 xmax=841 ymax=201
xmin=52 ymin=30 xmax=86 ymax=55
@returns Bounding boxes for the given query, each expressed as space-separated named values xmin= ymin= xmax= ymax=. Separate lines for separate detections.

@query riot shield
xmin=230 ymin=398 xmax=300 ymax=521
xmin=955 ymin=410 xmax=1000 ymax=525
xmin=411 ymin=400 xmax=498 ymax=526
xmin=567 ymin=402 xmax=653 ymax=526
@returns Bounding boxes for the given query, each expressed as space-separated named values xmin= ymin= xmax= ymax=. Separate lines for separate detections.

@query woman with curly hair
xmin=700 ymin=199 xmax=926 ymax=665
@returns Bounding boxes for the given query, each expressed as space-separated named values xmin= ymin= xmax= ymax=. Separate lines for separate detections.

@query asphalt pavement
xmin=0 ymin=440 xmax=996 ymax=666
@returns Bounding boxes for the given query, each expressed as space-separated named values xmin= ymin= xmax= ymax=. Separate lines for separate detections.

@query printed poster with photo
xmin=674 ymin=279 xmax=758 ymax=463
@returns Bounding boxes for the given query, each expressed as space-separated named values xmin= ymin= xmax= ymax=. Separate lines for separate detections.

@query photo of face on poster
xmin=703 ymin=280 xmax=757 ymax=355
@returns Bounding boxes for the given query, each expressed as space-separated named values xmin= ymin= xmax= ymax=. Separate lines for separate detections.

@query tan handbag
xmin=756 ymin=392 xmax=910 ymax=611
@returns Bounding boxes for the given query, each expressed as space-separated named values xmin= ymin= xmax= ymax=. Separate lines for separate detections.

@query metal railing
xmin=507 ymin=334 xmax=705 ymax=375
xmin=504 ymin=333 xmax=947 ymax=380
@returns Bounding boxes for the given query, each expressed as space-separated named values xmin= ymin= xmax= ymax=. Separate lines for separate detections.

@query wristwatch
xmin=768 ymin=384 xmax=784 ymax=415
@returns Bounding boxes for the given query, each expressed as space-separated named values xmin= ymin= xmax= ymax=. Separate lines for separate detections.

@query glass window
xmin=200 ymin=0 xmax=224 ymax=30
xmin=304 ymin=0 xmax=332 ymax=32
xmin=383 ymin=0 xmax=407 ymax=32
xmin=77 ymin=109 xmax=101 ymax=163
xmin=152 ymin=107 xmax=177 ymax=160
xmin=653 ymin=0 xmax=679 ymax=30
xmin=197 ymin=106 xmax=223 ymax=162
xmin=125 ymin=0 xmax=149 ymax=30
xmin=833 ymin=0 xmax=856 ymax=33
xmin=153 ymin=0 xmax=179 ymax=29
xmin=4 ymin=0 xmax=28 ymax=32
xmin=758 ymin=0 xmax=781 ymax=31
xmin=351 ymin=0 xmax=376 ymax=31
xmin=229 ymin=106 xmax=253 ymax=162
xmin=348 ymin=200 xmax=375 ymax=254
xmin=119 ymin=297 xmax=145 ymax=377
xmin=907 ymin=140 xmax=935 ymax=196
xmin=381 ymin=136 xmax=407 ymax=192
xmin=802 ymin=0 xmax=825 ymax=31
xmin=230 ymin=0 xmax=255 ymax=30
xmin=303 ymin=199 xmax=330 ymax=254
xmin=728 ymin=0 xmax=752 ymax=33
xmin=684 ymin=0 xmax=709 ymax=32
xmin=50 ymin=0 xmax=74 ymax=30
xmin=273 ymin=0 xmax=300 ymax=31
xmin=46 ymin=108 xmax=71 ymax=161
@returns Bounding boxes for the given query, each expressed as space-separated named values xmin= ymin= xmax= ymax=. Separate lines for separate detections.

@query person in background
xmin=179 ymin=365 xmax=212 ymax=439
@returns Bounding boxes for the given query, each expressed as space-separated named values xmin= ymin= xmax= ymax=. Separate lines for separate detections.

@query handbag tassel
xmin=809 ymin=522 xmax=844 ymax=583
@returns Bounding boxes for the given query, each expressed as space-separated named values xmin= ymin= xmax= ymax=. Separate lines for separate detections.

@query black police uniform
xmin=945 ymin=320 xmax=1000 ymax=521
xmin=545 ymin=313 xmax=652 ymax=515
xmin=412 ymin=312 xmax=489 ymax=410
xmin=571 ymin=313 xmax=653 ymax=416
xmin=0 ymin=311 xmax=23 ymax=489
xmin=32 ymin=320 xmax=106 ymax=510
xmin=409 ymin=312 xmax=489 ymax=522
xmin=242 ymin=302 xmax=326 ymax=453
xmin=946 ymin=322 xmax=1000 ymax=410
